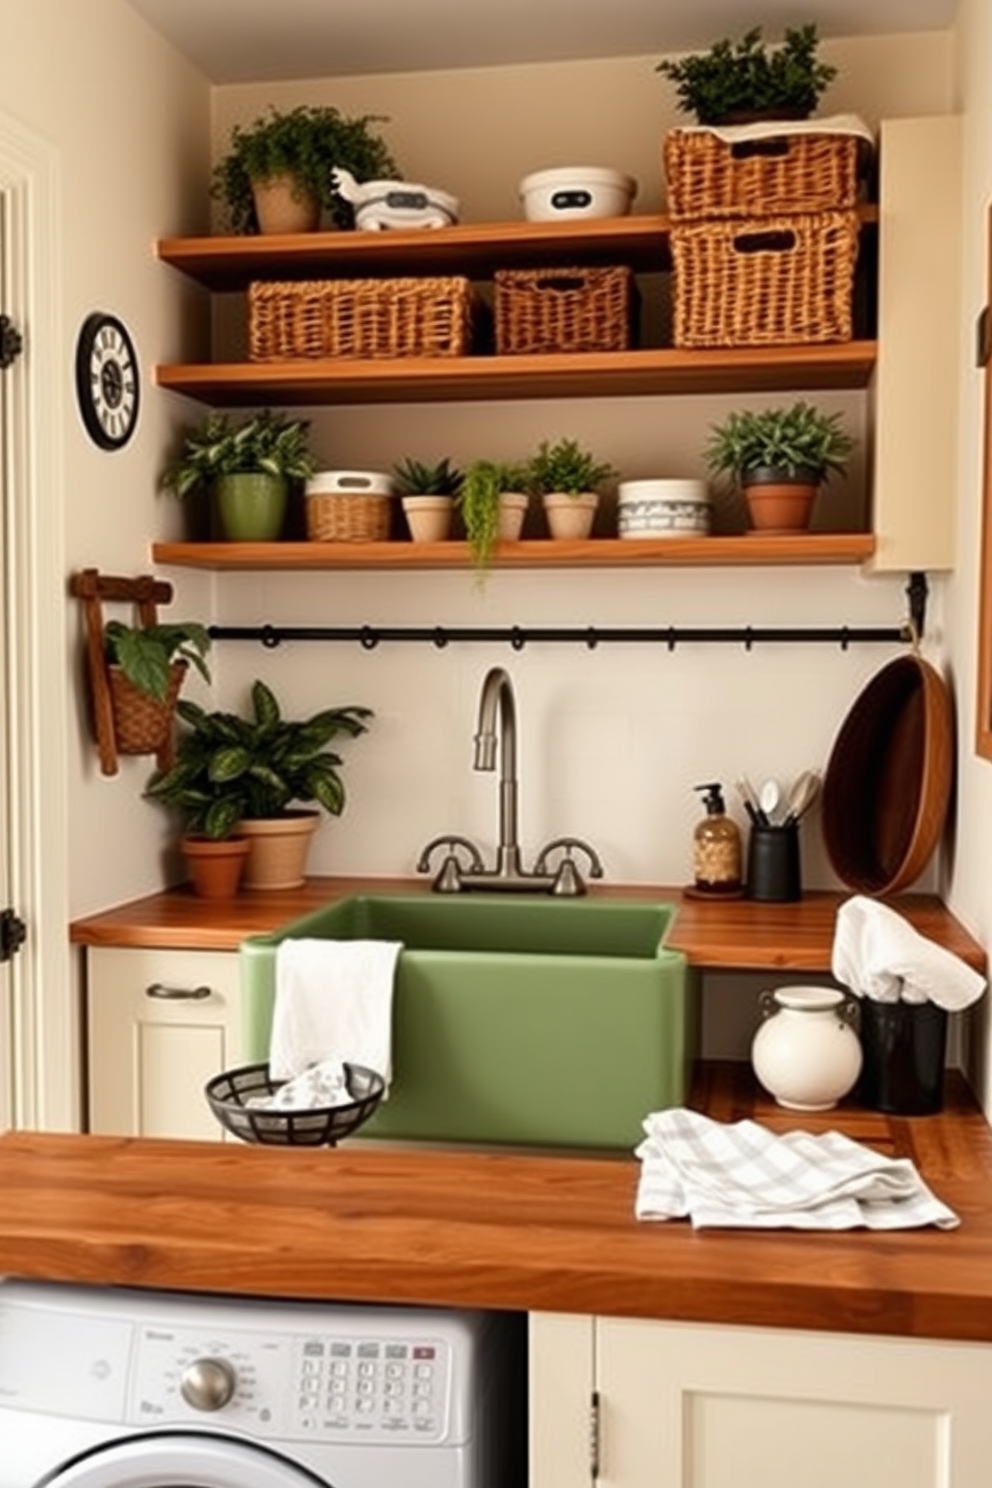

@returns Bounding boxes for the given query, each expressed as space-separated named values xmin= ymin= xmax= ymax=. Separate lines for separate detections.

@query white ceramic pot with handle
xmin=751 ymin=985 xmax=862 ymax=1111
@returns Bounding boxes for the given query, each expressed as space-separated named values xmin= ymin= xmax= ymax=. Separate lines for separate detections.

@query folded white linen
xmin=671 ymin=112 xmax=875 ymax=148
xmin=635 ymin=1107 xmax=958 ymax=1231
xmin=268 ymin=938 xmax=402 ymax=1088
xmin=248 ymin=1058 xmax=351 ymax=1110
xmin=832 ymin=895 xmax=985 ymax=1010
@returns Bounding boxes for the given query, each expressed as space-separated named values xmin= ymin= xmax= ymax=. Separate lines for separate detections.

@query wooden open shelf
xmin=151 ymin=534 xmax=876 ymax=572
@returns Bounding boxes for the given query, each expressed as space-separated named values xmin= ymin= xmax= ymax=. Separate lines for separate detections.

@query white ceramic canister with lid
xmin=617 ymin=479 xmax=711 ymax=539
xmin=750 ymin=986 xmax=862 ymax=1111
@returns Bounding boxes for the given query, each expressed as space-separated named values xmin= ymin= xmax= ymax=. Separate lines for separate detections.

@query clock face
xmin=75 ymin=312 xmax=140 ymax=450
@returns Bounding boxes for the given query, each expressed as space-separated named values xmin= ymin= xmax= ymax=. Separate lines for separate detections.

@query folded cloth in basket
xmin=832 ymin=895 xmax=986 ymax=1010
xmin=269 ymin=938 xmax=402 ymax=1089
xmin=248 ymin=1058 xmax=352 ymax=1111
xmin=635 ymin=1107 xmax=958 ymax=1230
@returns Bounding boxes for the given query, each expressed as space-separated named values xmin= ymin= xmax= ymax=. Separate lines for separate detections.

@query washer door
xmin=37 ymin=1432 xmax=331 ymax=1488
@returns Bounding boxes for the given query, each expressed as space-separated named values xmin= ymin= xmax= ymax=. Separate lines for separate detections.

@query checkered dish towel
xmin=635 ymin=1108 xmax=958 ymax=1231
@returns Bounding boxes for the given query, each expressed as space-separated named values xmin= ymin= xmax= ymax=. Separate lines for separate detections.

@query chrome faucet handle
xmin=416 ymin=835 xmax=486 ymax=893
xmin=532 ymin=837 xmax=605 ymax=897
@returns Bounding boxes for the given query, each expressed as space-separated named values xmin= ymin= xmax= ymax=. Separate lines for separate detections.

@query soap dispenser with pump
xmin=691 ymin=782 xmax=742 ymax=896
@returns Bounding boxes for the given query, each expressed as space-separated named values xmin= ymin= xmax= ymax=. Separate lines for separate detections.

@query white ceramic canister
xmin=750 ymin=986 xmax=863 ymax=1111
xmin=617 ymin=479 xmax=711 ymax=539
xmin=519 ymin=166 xmax=638 ymax=221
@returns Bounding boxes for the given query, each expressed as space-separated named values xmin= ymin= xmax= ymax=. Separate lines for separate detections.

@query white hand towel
xmin=269 ymin=938 xmax=402 ymax=1088
xmin=636 ymin=1107 xmax=958 ymax=1231
xmin=248 ymin=1058 xmax=351 ymax=1110
xmin=832 ymin=895 xmax=985 ymax=1010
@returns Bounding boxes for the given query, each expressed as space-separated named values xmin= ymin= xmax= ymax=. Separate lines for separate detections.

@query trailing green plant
xmin=144 ymin=679 xmax=373 ymax=840
xmin=456 ymin=459 xmax=529 ymax=572
xmin=211 ymin=104 xmax=399 ymax=233
xmin=704 ymin=401 xmax=855 ymax=483
xmin=104 ymin=621 xmax=211 ymax=702
xmin=160 ymin=410 xmax=319 ymax=501
xmin=525 ymin=438 xmax=616 ymax=497
xmin=393 ymin=456 xmax=464 ymax=496
xmin=656 ymin=25 xmax=837 ymax=126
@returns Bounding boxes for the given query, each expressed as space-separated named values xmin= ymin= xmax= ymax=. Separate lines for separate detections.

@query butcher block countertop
xmin=69 ymin=876 xmax=987 ymax=973
xmin=4 ymin=1063 xmax=992 ymax=1345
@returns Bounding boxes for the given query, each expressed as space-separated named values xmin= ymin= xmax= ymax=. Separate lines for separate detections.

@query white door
xmin=0 ymin=192 xmax=14 ymax=1130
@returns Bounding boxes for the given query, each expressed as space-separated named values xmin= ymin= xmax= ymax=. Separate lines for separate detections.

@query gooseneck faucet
xmin=416 ymin=665 xmax=604 ymax=895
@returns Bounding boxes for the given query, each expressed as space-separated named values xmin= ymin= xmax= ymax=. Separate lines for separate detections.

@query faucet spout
xmin=473 ymin=666 xmax=523 ymax=876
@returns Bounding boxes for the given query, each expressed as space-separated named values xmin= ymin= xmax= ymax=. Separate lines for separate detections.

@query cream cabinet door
xmin=87 ymin=947 xmax=243 ymax=1140
xmin=530 ymin=1312 xmax=992 ymax=1488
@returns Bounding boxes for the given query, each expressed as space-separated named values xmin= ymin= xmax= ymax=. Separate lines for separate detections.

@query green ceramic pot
xmin=214 ymin=473 xmax=288 ymax=542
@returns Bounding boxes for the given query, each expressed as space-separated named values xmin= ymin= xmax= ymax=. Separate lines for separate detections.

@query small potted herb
xmin=160 ymin=410 xmax=319 ymax=542
xmin=211 ymin=104 xmax=400 ymax=234
xmin=525 ymin=438 xmax=617 ymax=541
xmin=704 ymin=401 xmax=855 ymax=532
xmin=456 ymin=460 xmax=530 ymax=573
xmin=394 ymin=456 xmax=464 ymax=543
xmin=656 ymin=25 xmax=837 ymax=126
xmin=103 ymin=620 xmax=211 ymax=760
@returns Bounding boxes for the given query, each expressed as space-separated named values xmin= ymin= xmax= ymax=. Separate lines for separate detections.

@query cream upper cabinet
xmin=86 ymin=947 xmax=242 ymax=1140
xmin=530 ymin=1311 xmax=992 ymax=1488
xmin=870 ymin=114 xmax=964 ymax=572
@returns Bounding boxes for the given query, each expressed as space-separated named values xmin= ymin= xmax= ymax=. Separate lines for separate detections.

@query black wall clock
xmin=75 ymin=312 xmax=140 ymax=450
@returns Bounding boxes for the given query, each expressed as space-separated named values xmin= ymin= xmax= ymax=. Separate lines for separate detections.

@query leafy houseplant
xmin=145 ymin=679 xmax=372 ymax=891
xmin=656 ymin=25 xmax=837 ymax=126
xmin=160 ymin=410 xmax=319 ymax=542
xmin=395 ymin=456 xmax=464 ymax=543
xmin=456 ymin=460 xmax=530 ymax=572
xmin=526 ymin=438 xmax=617 ymax=541
xmin=104 ymin=620 xmax=211 ymax=702
xmin=705 ymin=401 xmax=855 ymax=532
xmin=211 ymin=104 xmax=399 ymax=234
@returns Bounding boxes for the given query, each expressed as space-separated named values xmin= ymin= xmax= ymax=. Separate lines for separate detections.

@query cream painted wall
xmin=203 ymin=36 xmax=955 ymax=905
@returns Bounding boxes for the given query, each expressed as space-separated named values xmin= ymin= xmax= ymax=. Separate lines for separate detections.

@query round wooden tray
xmin=821 ymin=653 xmax=954 ymax=895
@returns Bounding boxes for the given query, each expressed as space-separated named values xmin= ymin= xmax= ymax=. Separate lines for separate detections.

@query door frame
xmin=0 ymin=108 xmax=74 ymax=1130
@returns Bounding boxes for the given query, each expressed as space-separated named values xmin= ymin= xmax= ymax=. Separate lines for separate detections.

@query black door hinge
xmin=0 ymin=313 xmax=23 ymax=370
xmin=0 ymin=908 xmax=26 ymax=962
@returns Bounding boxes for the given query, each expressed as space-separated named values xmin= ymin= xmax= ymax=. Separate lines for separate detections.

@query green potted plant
xmin=655 ymin=25 xmax=837 ymax=126
xmin=456 ymin=459 xmax=530 ymax=573
xmin=704 ymin=400 xmax=855 ymax=532
xmin=145 ymin=678 xmax=373 ymax=890
xmin=102 ymin=620 xmax=211 ymax=759
xmin=160 ymin=410 xmax=319 ymax=542
xmin=211 ymin=104 xmax=400 ymax=234
xmin=394 ymin=456 xmax=463 ymax=543
xmin=525 ymin=438 xmax=617 ymax=541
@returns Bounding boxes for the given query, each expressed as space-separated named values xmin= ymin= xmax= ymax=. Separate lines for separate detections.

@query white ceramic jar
xmin=519 ymin=167 xmax=637 ymax=221
xmin=750 ymin=986 xmax=862 ymax=1111
xmin=617 ymin=479 xmax=711 ymax=539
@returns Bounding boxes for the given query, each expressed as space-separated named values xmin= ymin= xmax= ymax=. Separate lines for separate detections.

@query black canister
xmin=746 ymin=821 xmax=801 ymax=902
xmin=858 ymin=998 xmax=948 ymax=1115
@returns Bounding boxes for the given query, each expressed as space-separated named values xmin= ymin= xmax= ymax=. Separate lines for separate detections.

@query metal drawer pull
xmin=145 ymin=982 xmax=213 ymax=1001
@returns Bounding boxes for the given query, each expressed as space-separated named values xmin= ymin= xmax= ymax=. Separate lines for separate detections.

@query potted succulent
xmin=525 ymin=438 xmax=617 ymax=541
xmin=394 ymin=456 xmax=463 ymax=543
xmin=456 ymin=459 xmax=531 ymax=573
xmin=704 ymin=400 xmax=855 ymax=532
xmin=655 ymin=25 xmax=837 ymax=126
xmin=211 ymin=104 xmax=400 ymax=234
xmin=103 ymin=620 xmax=211 ymax=759
xmin=144 ymin=678 xmax=373 ymax=891
xmin=160 ymin=409 xmax=319 ymax=542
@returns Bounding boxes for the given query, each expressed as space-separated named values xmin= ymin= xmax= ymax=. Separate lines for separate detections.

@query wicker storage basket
xmin=305 ymin=492 xmax=392 ymax=542
xmin=671 ymin=210 xmax=859 ymax=349
xmin=664 ymin=130 xmax=862 ymax=221
xmin=249 ymin=276 xmax=475 ymax=361
xmin=494 ymin=265 xmax=632 ymax=355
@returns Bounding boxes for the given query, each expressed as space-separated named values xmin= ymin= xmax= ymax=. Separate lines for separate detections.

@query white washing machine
xmin=0 ymin=1280 xmax=524 ymax=1488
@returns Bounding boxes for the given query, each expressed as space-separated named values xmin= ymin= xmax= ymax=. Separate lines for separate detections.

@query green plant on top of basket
xmin=704 ymin=400 xmax=855 ymax=534
xmin=526 ymin=438 xmax=617 ymax=542
xmin=160 ymin=410 xmax=319 ymax=542
xmin=456 ymin=459 xmax=531 ymax=573
xmin=655 ymin=25 xmax=837 ymax=126
xmin=145 ymin=679 xmax=373 ymax=891
xmin=104 ymin=620 xmax=211 ymax=702
xmin=211 ymin=104 xmax=399 ymax=234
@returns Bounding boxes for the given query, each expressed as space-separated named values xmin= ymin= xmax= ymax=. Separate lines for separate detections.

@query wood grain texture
xmin=68 ymin=877 xmax=987 ymax=972
xmin=2 ymin=1064 xmax=992 ymax=1342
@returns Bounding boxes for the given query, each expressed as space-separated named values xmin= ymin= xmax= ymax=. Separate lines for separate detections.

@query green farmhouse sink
xmin=239 ymin=894 xmax=694 ymax=1151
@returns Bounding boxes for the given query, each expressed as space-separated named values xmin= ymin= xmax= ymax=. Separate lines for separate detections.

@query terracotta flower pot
xmin=742 ymin=466 xmax=821 ymax=534
xmin=542 ymin=491 xmax=599 ymax=540
xmin=251 ymin=174 xmax=321 ymax=234
xmin=238 ymin=811 xmax=320 ymax=890
xmin=181 ymin=834 xmax=250 ymax=900
xmin=402 ymin=495 xmax=454 ymax=542
xmin=497 ymin=491 xmax=529 ymax=540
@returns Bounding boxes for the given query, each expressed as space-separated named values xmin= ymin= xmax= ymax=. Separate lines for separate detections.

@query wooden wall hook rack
xmin=69 ymin=568 xmax=175 ymax=777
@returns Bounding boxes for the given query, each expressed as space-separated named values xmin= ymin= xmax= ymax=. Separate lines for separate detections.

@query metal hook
xmin=510 ymin=626 xmax=525 ymax=651
xmin=359 ymin=626 xmax=379 ymax=650
xmin=432 ymin=627 xmax=449 ymax=649
xmin=260 ymin=625 xmax=281 ymax=649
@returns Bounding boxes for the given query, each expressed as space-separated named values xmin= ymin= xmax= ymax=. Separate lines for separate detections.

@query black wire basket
xmin=204 ymin=1061 xmax=385 ymax=1146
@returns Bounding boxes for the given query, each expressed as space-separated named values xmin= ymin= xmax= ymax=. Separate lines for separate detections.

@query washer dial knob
xmin=180 ymin=1356 xmax=236 ymax=1411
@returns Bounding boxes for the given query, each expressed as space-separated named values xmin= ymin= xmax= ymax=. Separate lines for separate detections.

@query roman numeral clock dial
xmin=75 ymin=312 xmax=140 ymax=450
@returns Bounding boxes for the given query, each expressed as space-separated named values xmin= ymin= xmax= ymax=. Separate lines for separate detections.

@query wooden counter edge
xmin=68 ymin=878 xmax=987 ymax=974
